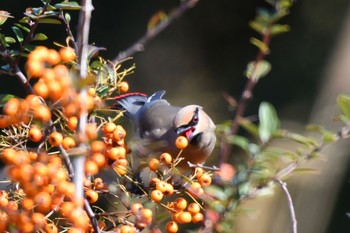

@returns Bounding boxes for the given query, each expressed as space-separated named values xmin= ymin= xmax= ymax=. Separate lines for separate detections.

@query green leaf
xmin=23 ymin=44 xmax=35 ymax=52
xmin=239 ymin=118 xmax=259 ymax=138
xmin=245 ymin=60 xmax=271 ymax=81
xmin=14 ymin=23 xmax=30 ymax=33
xmin=306 ymin=124 xmax=337 ymax=144
xmin=292 ymin=168 xmax=319 ymax=175
xmin=5 ymin=37 xmax=16 ymax=44
xmin=337 ymin=94 xmax=350 ymax=122
xmin=38 ymin=18 xmax=62 ymax=24
xmin=249 ymin=20 xmax=266 ymax=35
xmin=285 ymin=132 xmax=317 ymax=147
xmin=33 ymin=33 xmax=48 ymax=41
xmin=65 ymin=13 xmax=71 ymax=23
xmin=250 ymin=37 xmax=270 ymax=54
xmin=12 ymin=26 xmax=24 ymax=43
xmin=258 ymin=102 xmax=280 ymax=143
xmin=0 ymin=94 xmax=15 ymax=107
xmin=204 ymin=186 xmax=227 ymax=201
xmin=226 ymin=135 xmax=250 ymax=152
xmin=54 ymin=2 xmax=81 ymax=10
xmin=270 ymin=24 xmax=290 ymax=36
xmin=0 ymin=11 xmax=13 ymax=26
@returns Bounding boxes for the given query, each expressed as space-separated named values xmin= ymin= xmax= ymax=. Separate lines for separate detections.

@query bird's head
xmin=173 ymin=105 xmax=212 ymax=145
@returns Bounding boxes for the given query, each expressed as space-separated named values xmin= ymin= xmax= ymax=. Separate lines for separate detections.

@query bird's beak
xmin=176 ymin=125 xmax=195 ymax=140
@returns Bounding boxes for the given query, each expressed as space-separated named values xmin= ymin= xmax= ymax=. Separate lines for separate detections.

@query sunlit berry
xmin=150 ymin=190 xmax=163 ymax=202
xmin=148 ymin=158 xmax=160 ymax=171
xmin=85 ymin=189 xmax=99 ymax=203
xmin=175 ymin=136 xmax=188 ymax=149
xmin=48 ymin=132 xmax=63 ymax=147
xmin=160 ymin=152 xmax=172 ymax=165
xmin=198 ymin=173 xmax=212 ymax=186
xmin=118 ymin=81 xmax=129 ymax=93
xmin=165 ymin=221 xmax=178 ymax=233
xmin=28 ymin=127 xmax=43 ymax=142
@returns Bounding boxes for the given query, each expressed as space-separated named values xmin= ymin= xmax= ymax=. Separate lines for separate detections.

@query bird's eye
xmin=192 ymin=115 xmax=199 ymax=123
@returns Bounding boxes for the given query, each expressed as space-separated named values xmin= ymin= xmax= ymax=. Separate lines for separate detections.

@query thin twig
xmin=112 ymin=0 xmax=199 ymax=64
xmin=276 ymin=179 xmax=297 ymax=233
xmin=218 ymin=30 xmax=272 ymax=166
xmin=75 ymin=1 xmax=100 ymax=232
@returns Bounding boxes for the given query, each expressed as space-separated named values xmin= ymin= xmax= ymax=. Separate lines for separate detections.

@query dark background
xmin=1 ymin=0 xmax=350 ymax=232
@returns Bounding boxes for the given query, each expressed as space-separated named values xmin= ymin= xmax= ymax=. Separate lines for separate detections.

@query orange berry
xmin=165 ymin=221 xmax=178 ymax=233
xmin=148 ymin=158 xmax=160 ymax=171
xmin=3 ymin=98 xmax=20 ymax=116
xmin=28 ymin=127 xmax=43 ymax=142
xmin=177 ymin=211 xmax=192 ymax=224
xmin=33 ymin=80 xmax=49 ymax=98
xmin=103 ymin=122 xmax=117 ymax=135
xmin=47 ymin=79 xmax=63 ymax=101
xmin=198 ymin=173 xmax=212 ymax=186
xmin=85 ymin=159 xmax=99 ymax=176
xmin=67 ymin=116 xmax=78 ymax=131
xmin=93 ymin=177 xmax=104 ymax=189
xmin=41 ymin=68 xmax=56 ymax=81
xmin=107 ymin=146 xmax=126 ymax=160
xmin=194 ymin=167 xmax=204 ymax=178
xmin=118 ymin=81 xmax=129 ymax=93
xmin=112 ymin=125 xmax=127 ymax=142
xmin=120 ymin=225 xmax=136 ymax=233
xmin=31 ymin=212 xmax=47 ymax=228
xmin=33 ymin=105 xmax=51 ymax=122
xmin=188 ymin=182 xmax=204 ymax=197
xmin=85 ymin=123 xmax=98 ymax=140
xmin=48 ymin=132 xmax=63 ymax=147
xmin=26 ymin=60 xmax=44 ymax=77
xmin=149 ymin=177 xmax=160 ymax=189
xmin=59 ymin=47 xmax=76 ymax=62
xmin=62 ymin=136 xmax=76 ymax=150
xmin=174 ymin=197 xmax=187 ymax=211
xmin=88 ymin=87 xmax=96 ymax=96
xmin=47 ymin=49 xmax=61 ymax=65
xmin=192 ymin=212 xmax=204 ymax=223
xmin=141 ymin=208 xmax=153 ymax=220
xmin=44 ymin=223 xmax=58 ymax=233
xmin=92 ymin=152 xmax=106 ymax=167
xmin=34 ymin=191 xmax=52 ymax=213
xmin=21 ymin=197 xmax=35 ymax=210
xmin=175 ymin=136 xmax=188 ymax=149
xmin=187 ymin=203 xmax=201 ymax=215
xmin=60 ymin=201 xmax=75 ymax=217
xmin=150 ymin=190 xmax=163 ymax=202
xmin=130 ymin=203 xmax=143 ymax=215
xmin=160 ymin=152 xmax=172 ymax=165
xmin=90 ymin=140 xmax=106 ymax=153
xmin=0 ymin=196 xmax=8 ymax=207
xmin=7 ymin=200 xmax=18 ymax=211
xmin=85 ymin=189 xmax=99 ymax=203
xmin=155 ymin=181 xmax=167 ymax=193
xmin=164 ymin=183 xmax=174 ymax=196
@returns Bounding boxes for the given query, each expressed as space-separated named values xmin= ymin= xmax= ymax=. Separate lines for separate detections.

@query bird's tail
xmin=112 ymin=91 xmax=166 ymax=117
xmin=112 ymin=92 xmax=148 ymax=117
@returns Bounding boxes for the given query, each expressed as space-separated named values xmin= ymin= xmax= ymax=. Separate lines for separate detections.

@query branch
xmin=75 ymin=1 xmax=100 ymax=232
xmin=276 ymin=179 xmax=297 ymax=233
xmin=112 ymin=0 xmax=199 ymax=64
xmin=218 ymin=30 xmax=272 ymax=166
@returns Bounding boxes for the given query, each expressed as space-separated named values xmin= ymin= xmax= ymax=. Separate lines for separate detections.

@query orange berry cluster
xmin=164 ymin=197 xmax=204 ymax=232
xmin=0 ymin=148 xmax=90 ymax=232
xmin=0 ymin=94 xmax=51 ymax=128
xmin=27 ymin=46 xmax=96 ymax=119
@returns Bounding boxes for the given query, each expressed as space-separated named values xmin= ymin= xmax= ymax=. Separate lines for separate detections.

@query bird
xmin=112 ymin=90 xmax=216 ymax=169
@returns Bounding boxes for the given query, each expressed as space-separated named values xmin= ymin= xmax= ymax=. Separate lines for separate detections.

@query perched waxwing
xmin=113 ymin=90 xmax=216 ymax=168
